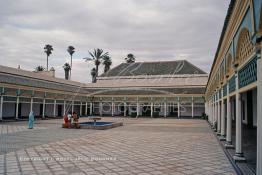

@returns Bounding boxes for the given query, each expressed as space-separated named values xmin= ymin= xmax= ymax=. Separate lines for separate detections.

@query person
xmin=67 ymin=112 xmax=72 ymax=128
xmin=63 ymin=114 xmax=69 ymax=128
xmin=72 ymin=112 xmax=80 ymax=128
xmin=28 ymin=111 xmax=34 ymax=129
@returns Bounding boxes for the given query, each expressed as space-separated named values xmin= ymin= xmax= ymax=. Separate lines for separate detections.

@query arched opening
xmin=235 ymin=28 xmax=255 ymax=67
xmin=226 ymin=54 xmax=233 ymax=78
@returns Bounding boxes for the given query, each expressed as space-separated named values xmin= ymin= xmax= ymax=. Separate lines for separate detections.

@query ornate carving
xmin=236 ymin=28 xmax=255 ymax=67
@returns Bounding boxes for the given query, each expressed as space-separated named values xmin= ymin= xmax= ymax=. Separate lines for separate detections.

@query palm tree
xmin=125 ymin=53 xmax=135 ymax=63
xmin=91 ymin=68 xmax=97 ymax=83
xmin=84 ymin=48 xmax=109 ymax=83
xmin=67 ymin=46 xmax=75 ymax=79
xmin=35 ymin=66 xmax=45 ymax=72
xmin=63 ymin=63 xmax=71 ymax=80
xmin=44 ymin=44 xmax=53 ymax=71
xmin=103 ymin=55 xmax=112 ymax=73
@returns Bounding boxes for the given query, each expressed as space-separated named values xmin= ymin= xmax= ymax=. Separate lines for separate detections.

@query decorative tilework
xmin=239 ymin=57 xmax=257 ymax=88
xmin=229 ymin=75 xmax=236 ymax=93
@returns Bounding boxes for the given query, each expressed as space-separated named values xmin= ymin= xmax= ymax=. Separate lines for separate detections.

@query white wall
xmin=21 ymin=103 xmax=30 ymax=117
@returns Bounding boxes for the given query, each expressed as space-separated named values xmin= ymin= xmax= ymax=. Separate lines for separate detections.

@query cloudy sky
xmin=0 ymin=0 xmax=230 ymax=83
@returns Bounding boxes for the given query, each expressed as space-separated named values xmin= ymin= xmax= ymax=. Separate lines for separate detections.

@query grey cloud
xmin=0 ymin=0 xmax=230 ymax=83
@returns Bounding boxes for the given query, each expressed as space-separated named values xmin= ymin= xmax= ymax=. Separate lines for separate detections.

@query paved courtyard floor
xmin=0 ymin=117 xmax=236 ymax=175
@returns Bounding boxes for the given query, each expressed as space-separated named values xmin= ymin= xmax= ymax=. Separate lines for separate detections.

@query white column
xmin=53 ymin=100 xmax=56 ymax=117
xmin=85 ymin=102 xmax=88 ymax=115
xmin=111 ymin=101 xmax=114 ymax=117
xmin=136 ymin=101 xmax=139 ymax=117
xmin=225 ymin=90 xmax=233 ymax=147
xmin=164 ymin=102 xmax=167 ymax=117
xmin=90 ymin=102 xmax=92 ymax=115
xmin=0 ymin=95 xmax=3 ymax=120
xmin=212 ymin=102 xmax=214 ymax=125
xmin=191 ymin=97 xmax=194 ymax=118
xmin=80 ymin=102 xmax=82 ymax=116
xmin=71 ymin=101 xmax=74 ymax=113
xmin=257 ymin=54 xmax=262 ymax=174
xmin=209 ymin=101 xmax=212 ymax=123
xmin=30 ymin=98 xmax=33 ymax=112
xmin=178 ymin=97 xmax=180 ymax=118
xmin=150 ymin=102 xmax=153 ymax=118
xmin=42 ymin=99 xmax=45 ymax=118
xmin=16 ymin=96 xmax=19 ymax=120
xmin=63 ymin=100 xmax=66 ymax=115
xmin=234 ymin=73 xmax=245 ymax=161
xmin=214 ymin=101 xmax=217 ymax=129
xmin=99 ymin=102 xmax=102 ymax=116
xmin=124 ymin=101 xmax=127 ymax=117
xmin=217 ymin=100 xmax=221 ymax=134
xmin=221 ymin=99 xmax=226 ymax=137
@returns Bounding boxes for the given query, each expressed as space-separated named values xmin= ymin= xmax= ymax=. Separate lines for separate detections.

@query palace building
xmin=0 ymin=60 xmax=207 ymax=121
xmin=1 ymin=0 xmax=262 ymax=174
xmin=205 ymin=0 xmax=262 ymax=174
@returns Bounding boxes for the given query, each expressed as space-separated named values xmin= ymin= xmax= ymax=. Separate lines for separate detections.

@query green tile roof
xmin=100 ymin=60 xmax=206 ymax=77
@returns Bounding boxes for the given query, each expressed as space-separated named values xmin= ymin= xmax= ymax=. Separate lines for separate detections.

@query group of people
xmin=63 ymin=112 xmax=80 ymax=128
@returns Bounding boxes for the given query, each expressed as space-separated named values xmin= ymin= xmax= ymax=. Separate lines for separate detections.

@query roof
xmin=206 ymin=0 xmax=236 ymax=90
xmin=100 ymin=60 xmax=206 ymax=77
xmin=0 ymin=65 xmax=87 ymax=93
xmin=86 ymin=87 xmax=206 ymax=96
xmin=0 ymin=63 xmax=208 ymax=96
xmin=93 ymin=74 xmax=208 ymax=88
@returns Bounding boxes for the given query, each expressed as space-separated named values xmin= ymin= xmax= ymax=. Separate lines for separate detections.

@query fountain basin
xmin=80 ymin=121 xmax=123 ymax=130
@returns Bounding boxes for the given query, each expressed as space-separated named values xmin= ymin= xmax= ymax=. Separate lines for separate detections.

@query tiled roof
xmin=0 ymin=64 xmax=207 ymax=95
xmin=86 ymin=87 xmax=206 ymax=96
xmin=100 ymin=60 xmax=206 ymax=77
xmin=207 ymin=0 xmax=236 ymax=88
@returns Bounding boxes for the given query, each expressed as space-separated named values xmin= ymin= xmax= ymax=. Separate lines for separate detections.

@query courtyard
xmin=0 ymin=118 xmax=236 ymax=175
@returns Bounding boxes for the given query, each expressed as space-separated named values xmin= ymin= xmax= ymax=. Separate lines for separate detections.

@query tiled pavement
xmin=0 ymin=118 xmax=236 ymax=175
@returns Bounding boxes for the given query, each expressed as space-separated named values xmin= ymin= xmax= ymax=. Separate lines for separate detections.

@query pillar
xmin=71 ymin=101 xmax=74 ymax=113
xmin=42 ymin=99 xmax=45 ymax=119
xmin=150 ymin=102 xmax=153 ymax=118
xmin=164 ymin=102 xmax=167 ymax=117
xmin=217 ymin=100 xmax=221 ymax=134
xmin=63 ymin=100 xmax=66 ymax=115
xmin=85 ymin=102 xmax=88 ymax=116
xmin=111 ymin=101 xmax=114 ymax=117
xmin=178 ymin=97 xmax=180 ymax=118
xmin=136 ymin=101 xmax=139 ymax=117
xmin=221 ymin=99 xmax=226 ymax=139
xmin=16 ymin=96 xmax=19 ymax=120
xmin=211 ymin=102 xmax=214 ymax=125
xmin=90 ymin=102 xmax=92 ymax=115
xmin=191 ymin=97 xmax=194 ymax=118
xmin=257 ymin=48 xmax=262 ymax=174
xmin=80 ymin=102 xmax=82 ymax=116
xmin=99 ymin=102 xmax=102 ymax=116
xmin=53 ymin=99 xmax=56 ymax=117
xmin=30 ymin=97 xmax=33 ymax=112
xmin=124 ymin=101 xmax=127 ymax=117
xmin=0 ymin=95 xmax=3 ymax=121
xmin=225 ymin=81 xmax=233 ymax=147
xmin=234 ymin=73 xmax=245 ymax=161
xmin=209 ymin=101 xmax=212 ymax=123
xmin=214 ymin=101 xmax=217 ymax=130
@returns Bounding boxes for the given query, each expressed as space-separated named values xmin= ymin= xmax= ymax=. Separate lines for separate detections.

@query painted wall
xmin=2 ymin=103 xmax=15 ymax=117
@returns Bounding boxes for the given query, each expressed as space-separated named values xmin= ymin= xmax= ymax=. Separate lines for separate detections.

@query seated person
xmin=72 ymin=112 xmax=80 ymax=128
xmin=63 ymin=114 xmax=69 ymax=128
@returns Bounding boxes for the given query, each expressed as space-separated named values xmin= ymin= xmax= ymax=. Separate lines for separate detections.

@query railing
xmin=223 ymin=84 xmax=227 ymax=97
xmin=229 ymin=75 xmax=236 ymax=93
xmin=239 ymin=57 xmax=257 ymax=88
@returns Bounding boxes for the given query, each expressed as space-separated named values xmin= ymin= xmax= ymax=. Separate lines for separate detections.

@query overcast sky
xmin=0 ymin=0 xmax=230 ymax=83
